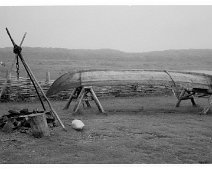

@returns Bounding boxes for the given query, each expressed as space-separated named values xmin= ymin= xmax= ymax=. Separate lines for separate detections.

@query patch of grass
xmin=0 ymin=96 xmax=212 ymax=163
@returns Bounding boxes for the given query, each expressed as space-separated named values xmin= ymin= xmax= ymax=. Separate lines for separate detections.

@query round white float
xmin=71 ymin=119 xmax=85 ymax=130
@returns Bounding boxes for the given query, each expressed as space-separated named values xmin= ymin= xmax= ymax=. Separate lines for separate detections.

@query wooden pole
xmin=164 ymin=70 xmax=182 ymax=100
xmin=18 ymin=54 xmax=46 ymax=111
xmin=6 ymin=28 xmax=16 ymax=46
xmin=89 ymin=87 xmax=105 ymax=114
xmin=63 ymin=88 xmax=77 ymax=110
xmin=186 ymin=90 xmax=197 ymax=106
xmin=46 ymin=71 xmax=51 ymax=83
xmin=203 ymin=95 xmax=212 ymax=114
xmin=190 ymin=97 xmax=197 ymax=106
xmin=84 ymin=88 xmax=92 ymax=108
xmin=73 ymin=87 xmax=86 ymax=112
xmin=175 ymin=89 xmax=186 ymax=107
xmin=84 ymin=99 xmax=91 ymax=108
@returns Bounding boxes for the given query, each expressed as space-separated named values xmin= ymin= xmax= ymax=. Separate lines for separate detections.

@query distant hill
xmin=0 ymin=47 xmax=212 ymax=80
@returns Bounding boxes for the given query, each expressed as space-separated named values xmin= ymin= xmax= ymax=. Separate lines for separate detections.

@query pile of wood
xmin=0 ymin=109 xmax=55 ymax=136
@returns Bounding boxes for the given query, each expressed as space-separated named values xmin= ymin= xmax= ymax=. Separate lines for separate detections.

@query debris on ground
xmin=0 ymin=108 xmax=56 ymax=134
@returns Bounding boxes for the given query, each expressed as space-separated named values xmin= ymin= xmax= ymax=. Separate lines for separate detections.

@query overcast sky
xmin=1 ymin=6 xmax=212 ymax=52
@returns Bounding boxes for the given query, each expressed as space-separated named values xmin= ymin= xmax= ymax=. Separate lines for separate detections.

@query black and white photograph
xmin=0 ymin=0 xmax=212 ymax=166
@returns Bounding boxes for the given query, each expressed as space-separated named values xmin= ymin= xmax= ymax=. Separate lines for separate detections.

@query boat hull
xmin=46 ymin=69 xmax=212 ymax=97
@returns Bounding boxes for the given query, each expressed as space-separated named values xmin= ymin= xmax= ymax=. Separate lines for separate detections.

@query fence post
xmin=45 ymin=71 xmax=51 ymax=84
xmin=8 ymin=72 xmax=12 ymax=81
xmin=6 ymin=72 xmax=12 ymax=101
xmin=26 ymin=74 xmax=31 ymax=98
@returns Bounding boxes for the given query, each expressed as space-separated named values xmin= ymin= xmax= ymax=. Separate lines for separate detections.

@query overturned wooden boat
xmin=46 ymin=69 xmax=212 ymax=114
xmin=46 ymin=69 xmax=212 ymax=97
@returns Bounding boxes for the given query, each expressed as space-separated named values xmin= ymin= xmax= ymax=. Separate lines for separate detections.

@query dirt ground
xmin=0 ymin=95 xmax=212 ymax=164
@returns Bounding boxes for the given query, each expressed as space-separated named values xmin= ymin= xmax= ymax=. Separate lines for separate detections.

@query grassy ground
xmin=0 ymin=95 xmax=212 ymax=164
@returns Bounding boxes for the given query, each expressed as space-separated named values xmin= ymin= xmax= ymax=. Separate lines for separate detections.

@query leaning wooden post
xmin=20 ymin=58 xmax=66 ymax=130
xmin=203 ymin=95 xmax=212 ymax=114
xmin=19 ymin=53 xmax=46 ymax=111
xmin=63 ymin=88 xmax=77 ymax=110
xmin=6 ymin=28 xmax=46 ymax=111
xmin=176 ymin=89 xmax=186 ymax=107
xmin=73 ymin=87 xmax=86 ymax=112
xmin=89 ymin=87 xmax=105 ymax=114
xmin=26 ymin=74 xmax=31 ymax=98
xmin=28 ymin=113 xmax=50 ymax=138
xmin=187 ymin=90 xmax=197 ymax=107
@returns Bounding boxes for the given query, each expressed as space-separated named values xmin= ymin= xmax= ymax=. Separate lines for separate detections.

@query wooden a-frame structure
xmin=63 ymin=86 xmax=106 ymax=115
xmin=0 ymin=28 xmax=66 ymax=130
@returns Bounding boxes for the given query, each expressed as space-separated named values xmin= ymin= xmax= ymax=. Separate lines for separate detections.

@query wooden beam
xmin=73 ymin=87 xmax=86 ymax=113
xmin=84 ymin=99 xmax=91 ymax=108
xmin=19 ymin=54 xmax=46 ymax=111
xmin=176 ymin=89 xmax=186 ymax=107
xmin=19 ymin=56 xmax=66 ymax=130
xmin=63 ymin=88 xmax=77 ymax=110
xmin=89 ymin=87 xmax=105 ymax=114
xmin=84 ymin=88 xmax=92 ymax=108
xmin=190 ymin=97 xmax=197 ymax=106
xmin=202 ymin=95 xmax=212 ymax=114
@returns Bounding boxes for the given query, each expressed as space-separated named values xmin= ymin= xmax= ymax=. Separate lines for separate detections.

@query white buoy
xmin=71 ymin=119 xmax=85 ymax=130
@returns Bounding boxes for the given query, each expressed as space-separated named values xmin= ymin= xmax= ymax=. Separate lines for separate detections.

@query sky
xmin=1 ymin=6 xmax=212 ymax=52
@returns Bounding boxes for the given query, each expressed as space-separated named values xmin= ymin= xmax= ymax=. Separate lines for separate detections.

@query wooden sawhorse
xmin=63 ymin=86 xmax=106 ymax=114
xmin=174 ymin=88 xmax=212 ymax=114
xmin=175 ymin=88 xmax=197 ymax=108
